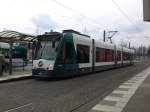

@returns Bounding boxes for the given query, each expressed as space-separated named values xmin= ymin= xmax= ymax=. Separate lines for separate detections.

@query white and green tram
xmin=32 ymin=30 xmax=135 ymax=78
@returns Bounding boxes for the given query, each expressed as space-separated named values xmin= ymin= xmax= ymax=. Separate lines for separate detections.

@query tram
xmin=32 ymin=30 xmax=135 ymax=78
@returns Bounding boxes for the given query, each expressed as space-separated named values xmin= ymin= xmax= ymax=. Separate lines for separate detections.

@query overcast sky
xmin=0 ymin=0 xmax=150 ymax=47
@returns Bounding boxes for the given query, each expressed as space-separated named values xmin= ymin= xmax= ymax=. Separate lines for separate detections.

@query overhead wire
xmin=51 ymin=0 xmax=143 ymax=42
xmin=111 ymin=0 xmax=142 ymax=32
xmin=50 ymin=0 xmax=104 ymax=30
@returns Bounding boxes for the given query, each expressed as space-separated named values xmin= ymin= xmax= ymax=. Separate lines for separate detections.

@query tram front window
xmin=35 ymin=40 xmax=59 ymax=60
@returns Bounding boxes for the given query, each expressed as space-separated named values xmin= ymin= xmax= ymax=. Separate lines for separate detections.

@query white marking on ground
xmin=92 ymin=104 xmax=122 ymax=112
xmin=3 ymin=103 xmax=32 ymax=112
xmin=89 ymin=67 xmax=150 ymax=112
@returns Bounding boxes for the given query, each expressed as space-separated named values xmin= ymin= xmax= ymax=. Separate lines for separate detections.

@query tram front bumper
xmin=32 ymin=68 xmax=53 ymax=78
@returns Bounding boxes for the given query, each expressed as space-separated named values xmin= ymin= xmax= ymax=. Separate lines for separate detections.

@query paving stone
xmin=117 ymin=88 xmax=129 ymax=91
xmin=109 ymin=93 xmax=124 ymax=98
xmin=99 ymin=100 xmax=117 ymax=106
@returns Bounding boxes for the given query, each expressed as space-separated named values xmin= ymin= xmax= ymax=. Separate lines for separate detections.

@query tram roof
xmin=37 ymin=31 xmax=61 ymax=37
xmin=0 ymin=30 xmax=36 ymax=42
xmin=63 ymin=29 xmax=90 ymax=38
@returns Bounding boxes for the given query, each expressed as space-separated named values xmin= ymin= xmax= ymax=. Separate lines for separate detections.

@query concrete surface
xmin=0 ymin=60 xmax=149 ymax=112
xmin=122 ymin=67 xmax=150 ymax=112
xmin=89 ymin=65 xmax=150 ymax=112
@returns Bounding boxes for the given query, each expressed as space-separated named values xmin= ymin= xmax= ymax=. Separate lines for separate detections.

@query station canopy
xmin=0 ymin=30 xmax=37 ymax=42
xmin=143 ymin=0 xmax=150 ymax=21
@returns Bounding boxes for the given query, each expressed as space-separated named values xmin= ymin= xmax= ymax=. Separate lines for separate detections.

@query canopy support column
xmin=9 ymin=38 xmax=13 ymax=75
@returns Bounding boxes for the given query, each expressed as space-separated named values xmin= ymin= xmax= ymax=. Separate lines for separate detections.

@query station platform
xmin=0 ymin=65 xmax=32 ymax=83
xmin=89 ymin=66 xmax=150 ymax=112
xmin=122 ymin=67 xmax=150 ymax=112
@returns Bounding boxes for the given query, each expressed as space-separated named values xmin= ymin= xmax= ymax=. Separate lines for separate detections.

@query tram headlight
xmin=38 ymin=61 xmax=43 ymax=67
xmin=47 ymin=64 xmax=53 ymax=70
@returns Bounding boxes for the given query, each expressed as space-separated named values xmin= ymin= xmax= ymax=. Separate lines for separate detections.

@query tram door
xmin=55 ymin=41 xmax=78 ymax=74
xmin=64 ymin=42 xmax=74 ymax=65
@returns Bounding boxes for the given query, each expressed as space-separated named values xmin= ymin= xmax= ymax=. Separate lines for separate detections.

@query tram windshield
xmin=35 ymin=39 xmax=60 ymax=60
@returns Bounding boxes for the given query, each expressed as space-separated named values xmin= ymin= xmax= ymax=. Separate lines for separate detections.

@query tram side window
xmin=77 ymin=44 xmax=90 ymax=63
xmin=127 ymin=53 xmax=130 ymax=60
xmin=105 ymin=49 xmax=114 ymax=62
xmin=130 ymin=53 xmax=134 ymax=60
xmin=96 ymin=48 xmax=105 ymax=62
xmin=111 ymin=50 xmax=114 ymax=61
xmin=65 ymin=42 xmax=74 ymax=64
xmin=57 ymin=42 xmax=73 ymax=64
xmin=117 ymin=51 xmax=121 ymax=61
xmin=123 ymin=52 xmax=130 ymax=60
xmin=123 ymin=52 xmax=126 ymax=60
